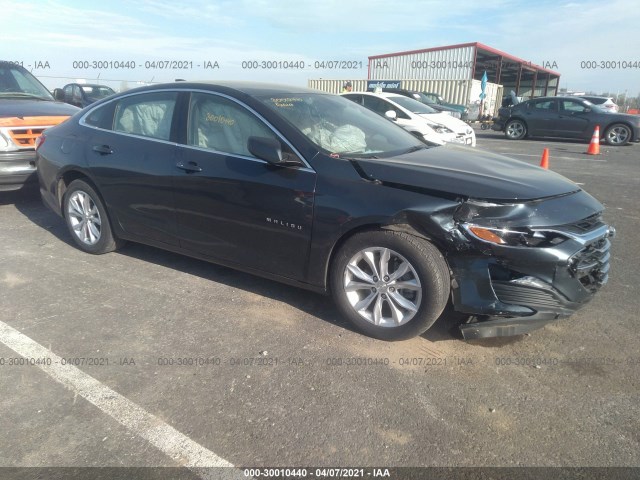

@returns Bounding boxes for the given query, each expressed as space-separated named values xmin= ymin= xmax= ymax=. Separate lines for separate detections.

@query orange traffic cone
xmin=540 ymin=148 xmax=549 ymax=169
xmin=586 ymin=125 xmax=600 ymax=155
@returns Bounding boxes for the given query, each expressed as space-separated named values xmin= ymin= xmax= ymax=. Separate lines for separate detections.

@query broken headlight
xmin=462 ymin=225 xmax=568 ymax=248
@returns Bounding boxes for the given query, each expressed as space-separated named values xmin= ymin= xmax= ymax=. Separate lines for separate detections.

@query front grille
xmin=561 ymin=213 xmax=604 ymax=235
xmin=8 ymin=127 xmax=47 ymax=148
xmin=570 ymin=237 xmax=611 ymax=292
xmin=493 ymin=282 xmax=564 ymax=309
xmin=0 ymin=116 xmax=70 ymax=150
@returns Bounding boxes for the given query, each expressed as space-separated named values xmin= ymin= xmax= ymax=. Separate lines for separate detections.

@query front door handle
xmin=92 ymin=144 xmax=113 ymax=155
xmin=176 ymin=161 xmax=202 ymax=173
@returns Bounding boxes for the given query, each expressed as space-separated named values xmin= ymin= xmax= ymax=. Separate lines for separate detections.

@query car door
xmin=83 ymin=90 xmax=181 ymax=245
xmin=556 ymin=99 xmax=594 ymax=138
xmin=172 ymin=91 xmax=316 ymax=281
xmin=520 ymin=99 xmax=558 ymax=136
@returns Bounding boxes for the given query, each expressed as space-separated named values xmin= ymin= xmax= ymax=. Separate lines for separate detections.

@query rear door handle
xmin=176 ymin=161 xmax=202 ymax=173
xmin=92 ymin=145 xmax=113 ymax=155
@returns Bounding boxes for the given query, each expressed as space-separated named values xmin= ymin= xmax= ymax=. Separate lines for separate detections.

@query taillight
xmin=35 ymin=133 xmax=46 ymax=151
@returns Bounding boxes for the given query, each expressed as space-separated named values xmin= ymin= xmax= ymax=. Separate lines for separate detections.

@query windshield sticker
xmin=270 ymin=97 xmax=303 ymax=108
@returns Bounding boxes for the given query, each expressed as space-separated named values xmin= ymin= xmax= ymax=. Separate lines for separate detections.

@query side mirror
xmin=385 ymin=110 xmax=397 ymax=120
xmin=248 ymin=136 xmax=301 ymax=166
xmin=53 ymin=88 xmax=65 ymax=101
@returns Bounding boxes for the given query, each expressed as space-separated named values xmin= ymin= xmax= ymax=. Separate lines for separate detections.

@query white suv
xmin=342 ymin=92 xmax=476 ymax=147
xmin=579 ymin=96 xmax=619 ymax=112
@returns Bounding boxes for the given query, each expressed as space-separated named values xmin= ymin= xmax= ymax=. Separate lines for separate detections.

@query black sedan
xmin=36 ymin=82 xmax=614 ymax=340
xmin=493 ymin=96 xmax=640 ymax=145
xmin=54 ymin=83 xmax=115 ymax=108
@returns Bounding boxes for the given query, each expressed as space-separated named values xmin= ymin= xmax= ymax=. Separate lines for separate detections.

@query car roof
xmin=579 ymin=95 xmax=614 ymax=101
xmin=538 ymin=96 xmax=588 ymax=102
xmin=69 ymin=83 xmax=112 ymax=88
xmin=0 ymin=60 xmax=28 ymax=72
xmin=123 ymin=81 xmax=321 ymax=96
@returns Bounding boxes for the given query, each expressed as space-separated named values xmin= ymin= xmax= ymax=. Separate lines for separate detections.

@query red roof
xmin=368 ymin=42 xmax=561 ymax=76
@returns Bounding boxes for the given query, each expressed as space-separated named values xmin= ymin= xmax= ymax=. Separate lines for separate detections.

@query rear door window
xmin=113 ymin=92 xmax=178 ymax=141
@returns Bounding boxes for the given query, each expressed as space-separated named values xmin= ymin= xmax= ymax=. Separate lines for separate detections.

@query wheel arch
xmin=57 ymin=169 xmax=102 ymax=218
xmin=506 ymin=116 xmax=528 ymax=128
xmin=323 ymin=218 xmax=451 ymax=293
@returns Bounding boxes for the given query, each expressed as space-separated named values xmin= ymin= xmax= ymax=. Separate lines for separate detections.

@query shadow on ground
xmin=9 ymin=189 xmax=478 ymax=343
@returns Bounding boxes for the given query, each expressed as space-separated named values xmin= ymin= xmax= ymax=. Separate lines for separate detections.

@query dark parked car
xmin=36 ymin=82 xmax=614 ymax=340
xmin=54 ymin=83 xmax=115 ymax=108
xmin=0 ymin=61 xmax=79 ymax=191
xmin=421 ymin=92 xmax=469 ymax=120
xmin=493 ymin=96 xmax=640 ymax=145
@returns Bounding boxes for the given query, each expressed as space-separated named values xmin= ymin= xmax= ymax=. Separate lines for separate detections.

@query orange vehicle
xmin=0 ymin=61 xmax=79 ymax=191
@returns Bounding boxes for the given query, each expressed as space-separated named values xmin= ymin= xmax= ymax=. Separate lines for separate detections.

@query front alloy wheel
xmin=604 ymin=123 xmax=631 ymax=145
xmin=331 ymin=230 xmax=450 ymax=340
xmin=505 ymin=119 xmax=526 ymax=140
xmin=344 ymin=247 xmax=422 ymax=327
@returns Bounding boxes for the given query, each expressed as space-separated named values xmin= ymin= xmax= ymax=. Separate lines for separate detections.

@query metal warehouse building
xmin=309 ymin=42 xmax=560 ymax=118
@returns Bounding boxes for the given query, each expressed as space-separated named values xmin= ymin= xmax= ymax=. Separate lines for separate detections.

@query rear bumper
xmin=0 ymin=150 xmax=37 ymax=191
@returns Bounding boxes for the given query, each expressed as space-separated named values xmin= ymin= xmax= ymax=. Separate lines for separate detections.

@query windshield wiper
xmin=403 ymin=145 xmax=427 ymax=154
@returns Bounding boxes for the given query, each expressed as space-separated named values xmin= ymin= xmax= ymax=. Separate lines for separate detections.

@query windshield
xmin=0 ymin=64 xmax=54 ymax=100
xmin=415 ymin=93 xmax=440 ymax=109
xmin=421 ymin=93 xmax=440 ymax=103
xmin=259 ymin=93 xmax=427 ymax=158
xmin=82 ymin=85 xmax=115 ymax=98
xmin=391 ymin=95 xmax=438 ymax=114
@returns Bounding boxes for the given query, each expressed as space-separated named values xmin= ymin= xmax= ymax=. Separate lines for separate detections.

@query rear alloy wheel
xmin=63 ymin=179 xmax=124 ymax=254
xmin=330 ymin=230 xmax=450 ymax=340
xmin=505 ymin=119 xmax=527 ymax=140
xmin=604 ymin=123 xmax=631 ymax=145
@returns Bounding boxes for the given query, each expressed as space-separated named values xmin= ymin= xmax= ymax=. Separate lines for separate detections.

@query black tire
xmin=62 ymin=179 xmax=124 ymax=254
xmin=504 ymin=119 xmax=527 ymax=140
xmin=604 ymin=123 xmax=632 ymax=146
xmin=330 ymin=230 xmax=450 ymax=341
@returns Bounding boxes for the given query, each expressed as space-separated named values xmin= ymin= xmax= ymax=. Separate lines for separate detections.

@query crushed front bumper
xmin=449 ymin=220 xmax=615 ymax=339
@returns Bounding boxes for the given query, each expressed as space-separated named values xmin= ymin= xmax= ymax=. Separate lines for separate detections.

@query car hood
xmin=417 ymin=112 xmax=469 ymax=132
xmin=0 ymin=99 xmax=80 ymax=118
xmin=353 ymin=144 xmax=580 ymax=201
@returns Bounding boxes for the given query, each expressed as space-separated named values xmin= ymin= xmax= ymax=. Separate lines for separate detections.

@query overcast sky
xmin=2 ymin=0 xmax=639 ymax=95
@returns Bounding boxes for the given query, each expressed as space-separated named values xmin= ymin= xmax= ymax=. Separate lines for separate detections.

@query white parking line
xmin=0 ymin=320 xmax=240 ymax=479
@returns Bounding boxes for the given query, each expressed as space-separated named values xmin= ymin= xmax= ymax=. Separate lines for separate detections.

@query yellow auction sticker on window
xmin=205 ymin=112 xmax=235 ymax=126
xmin=270 ymin=97 xmax=303 ymax=107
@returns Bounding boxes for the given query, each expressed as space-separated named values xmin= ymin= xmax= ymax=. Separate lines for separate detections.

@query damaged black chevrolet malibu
xmin=36 ymin=82 xmax=614 ymax=340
